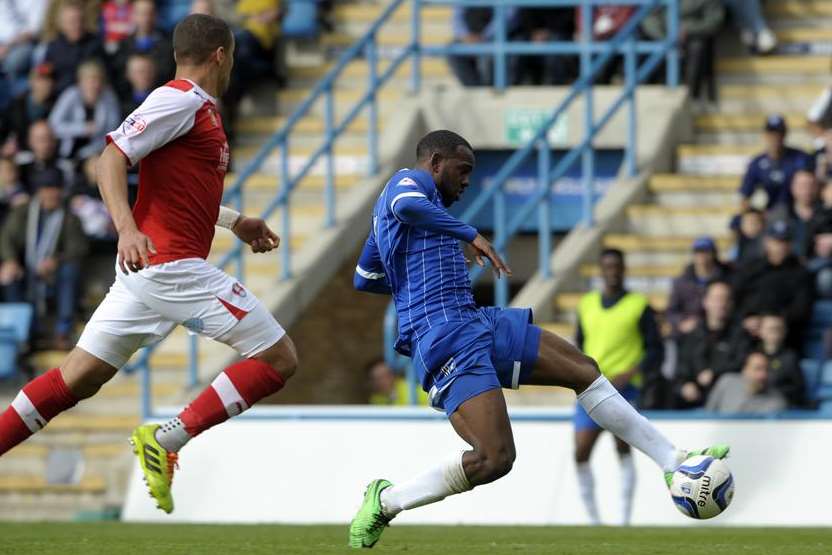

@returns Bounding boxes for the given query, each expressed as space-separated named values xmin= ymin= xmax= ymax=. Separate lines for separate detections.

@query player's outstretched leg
xmin=130 ymin=335 xmax=298 ymax=513
xmin=350 ymin=388 xmax=513 ymax=549
xmin=0 ymin=348 xmax=117 ymax=456
xmin=528 ymin=330 xmax=729 ymax=483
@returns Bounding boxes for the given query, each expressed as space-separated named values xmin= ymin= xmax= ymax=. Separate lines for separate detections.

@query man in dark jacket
xmin=732 ymin=219 xmax=814 ymax=349
xmin=758 ymin=312 xmax=806 ymax=407
xmin=17 ymin=121 xmax=75 ymax=194
xmin=0 ymin=63 xmax=55 ymax=152
xmin=0 ymin=168 xmax=88 ymax=348
xmin=43 ymin=0 xmax=106 ymax=95
xmin=666 ymin=236 xmax=732 ymax=337
xmin=674 ymin=280 xmax=751 ymax=408
xmin=111 ymin=0 xmax=175 ymax=99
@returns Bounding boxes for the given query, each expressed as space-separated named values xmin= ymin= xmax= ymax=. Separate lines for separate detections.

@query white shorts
xmin=77 ymin=258 xmax=285 ymax=369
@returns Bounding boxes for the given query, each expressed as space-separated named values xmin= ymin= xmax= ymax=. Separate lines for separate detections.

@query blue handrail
xmin=133 ymin=0 xmax=679 ymax=418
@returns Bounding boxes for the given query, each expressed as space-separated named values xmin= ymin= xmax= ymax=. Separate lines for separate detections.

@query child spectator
xmin=43 ymin=0 xmax=106 ymax=95
xmin=101 ymin=0 xmax=134 ymax=53
xmin=758 ymin=312 xmax=806 ymax=408
xmin=732 ymin=207 xmax=765 ymax=264
xmin=0 ymin=63 xmax=56 ymax=154
xmin=49 ymin=60 xmax=121 ymax=160
xmin=705 ymin=351 xmax=787 ymax=413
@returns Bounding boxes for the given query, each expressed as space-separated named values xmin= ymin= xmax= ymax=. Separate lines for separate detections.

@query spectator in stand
xmin=732 ymin=219 xmax=814 ymax=350
xmin=666 ymin=236 xmax=732 ymax=337
xmin=367 ymin=359 xmax=428 ymax=406
xmin=0 ymin=63 xmax=56 ymax=154
xmin=641 ymin=0 xmax=724 ymax=107
xmin=769 ymin=170 xmax=821 ymax=258
xmin=43 ymin=0 xmax=106 ymax=96
xmin=673 ymin=280 xmax=750 ymax=409
xmin=514 ymin=7 xmax=575 ymax=85
xmin=731 ymin=207 xmax=765 ymax=264
xmin=807 ymin=211 xmax=832 ymax=299
xmin=69 ymin=155 xmax=116 ymax=242
xmin=234 ymin=0 xmax=285 ymax=84
xmin=49 ymin=60 xmax=121 ymax=160
xmin=722 ymin=0 xmax=776 ymax=55
xmin=100 ymin=0 xmax=134 ymax=54
xmin=573 ymin=248 xmax=664 ymax=526
xmin=0 ymin=167 xmax=88 ymax=349
xmin=17 ymin=120 xmax=75 ymax=193
xmin=0 ymin=0 xmax=48 ymax=105
xmin=739 ymin=115 xmax=813 ymax=211
xmin=705 ymin=351 xmax=786 ymax=413
xmin=0 ymin=158 xmax=30 ymax=224
xmin=448 ymin=7 xmax=518 ymax=87
xmin=112 ymin=0 xmax=175 ymax=97
xmin=574 ymin=5 xmax=636 ymax=84
xmin=120 ymin=53 xmax=156 ymax=116
xmin=156 ymin=0 xmax=193 ymax=32
xmin=757 ymin=312 xmax=806 ymax=408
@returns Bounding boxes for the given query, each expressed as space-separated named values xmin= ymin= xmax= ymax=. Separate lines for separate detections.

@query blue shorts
xmin=573 ymin=383 xmax=639 ymax=431
xmin=411 ymin=307 xmax=542 ymax=416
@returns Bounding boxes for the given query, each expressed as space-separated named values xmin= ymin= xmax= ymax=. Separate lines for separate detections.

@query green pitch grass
xmin=0 ymin=523 xmax=829 ymax=555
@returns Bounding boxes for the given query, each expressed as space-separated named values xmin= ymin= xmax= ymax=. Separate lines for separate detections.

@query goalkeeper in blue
xmin=349 ymin=130 xmax=728 ymax=548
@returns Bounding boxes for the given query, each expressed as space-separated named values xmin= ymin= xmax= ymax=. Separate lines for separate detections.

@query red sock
xmin=0 ymin=368 xmax=78 ymax=456
xmin=179 ymin=359 xmax=285 ymax=437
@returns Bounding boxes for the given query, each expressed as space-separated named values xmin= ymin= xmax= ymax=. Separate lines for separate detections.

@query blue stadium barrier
xmin=0 ymin=303 xmax=33 ymax=379
xmin=131 ymin=0 xmax=679 ymax=419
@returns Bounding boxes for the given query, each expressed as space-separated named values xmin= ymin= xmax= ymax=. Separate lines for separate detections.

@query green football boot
xmin=349 ymin=479 xmax=393 ymax=549
xmin=129 ymin=424 xmax=178 ymax=513
xmin=664 ymin=444 xmax=731 ymax=487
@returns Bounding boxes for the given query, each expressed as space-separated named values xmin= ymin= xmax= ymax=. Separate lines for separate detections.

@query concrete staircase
xmin=541 ymin=0 xmax=826 ymax=344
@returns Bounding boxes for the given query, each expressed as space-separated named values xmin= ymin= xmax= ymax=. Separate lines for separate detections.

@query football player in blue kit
xmin=348 ymin=130 xmax=729 ymax=548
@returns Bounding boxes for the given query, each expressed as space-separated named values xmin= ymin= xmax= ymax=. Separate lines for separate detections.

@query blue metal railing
xmin=131 ymin=0 xmax=679 ymax=418
xmin=383 ymin=0 xmax=680 ymax=401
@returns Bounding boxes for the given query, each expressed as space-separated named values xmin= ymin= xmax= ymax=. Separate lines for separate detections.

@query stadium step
xmin=321 ymin=27 xmax=452 ymax=48
xmin=625 ymin=204 xmax=735 ymax=236
xmin=717 ymin=56 xmax=829 ymax=79
xmin=694 ymin=112 xmax=805 ymax=133
xmin=648 ymin=174 xmax=737 ymax=192
xmin=775 ymin=27 xmax=832 ymax=43
xmin=289 ymin=58 xmax=449 ymax=83
xmin=603 ymin=233 xmax=733 ymax=253
xmin=579 ymin=263 xmax=682 ymax=279
xmin=333 ymin=3 xmax=453 ymax=24
xmin=0 ymin=475 xmax=106 ymax=494
xmin=676 ymin=144 xmax=757 ymax=176
xmin=224 ymin=172 xmax=361 ymax=193
xmin=236 ymin=114 xmax=383 ymax=136
xmin=766 ymin=0 xmax=832 ymax=17
xmin=539 ymin=322 xmax=576 ymax=341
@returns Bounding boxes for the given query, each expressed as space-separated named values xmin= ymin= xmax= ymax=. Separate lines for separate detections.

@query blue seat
xmin=282 ymin=0 xmax=319 ymax=39
xmin=0 ymin=303 xmax=33 ymax=379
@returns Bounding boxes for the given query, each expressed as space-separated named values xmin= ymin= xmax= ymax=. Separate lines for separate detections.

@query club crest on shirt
xmin=122 ymin=114 xmax=147 ymax=136
xmin=232 ymin=282 xmax=246 ymax=297
xmin=397 ymin=177 xmax=417 ymax=187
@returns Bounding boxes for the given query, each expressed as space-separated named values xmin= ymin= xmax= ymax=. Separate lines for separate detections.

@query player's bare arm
xmin=216 ymin=205 xmax=280 ymax=253
xmin=469 ymin=234 xmax=512 ymax=278
xmin=97 ymin=143 xmax=157 ymax=274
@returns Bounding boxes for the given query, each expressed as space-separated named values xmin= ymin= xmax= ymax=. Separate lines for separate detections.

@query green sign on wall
xmin=505 ymin=108 xmax=568 ymax=147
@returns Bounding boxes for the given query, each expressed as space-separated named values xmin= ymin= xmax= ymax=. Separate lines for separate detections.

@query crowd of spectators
xmin=0 ymin=0 xmax=303 ymax=350
xmin=656 ymin=107 xmax=832 ymax=414
xmin=448 ymin=1 xmax=776 ymax=106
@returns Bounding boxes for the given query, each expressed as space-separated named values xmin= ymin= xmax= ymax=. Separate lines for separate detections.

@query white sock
xmin=577 ymin=376 xmax=680 ymax=472
xmin=619 ymin=453 xmax=636 ymax=526
xmin=155 ymin=417 xmax=192 ymax=453
xmin=379 ymin=451 xmax=472 ymax=518
xmin=576 ymin=462 xmax=601 ymax=525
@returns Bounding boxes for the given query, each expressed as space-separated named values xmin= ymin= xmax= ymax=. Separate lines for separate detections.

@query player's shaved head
xmin=416 ymin=130 xmax=473 ymax=162
xmin=173 ymin=13 xmax=233 ymax=65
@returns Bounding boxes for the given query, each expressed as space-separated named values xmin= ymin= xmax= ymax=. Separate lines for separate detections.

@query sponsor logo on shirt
xmin=232 ymin=282 xmax=247 ymax=297
xmin=122 ymin=114 xmax=147 ymax=136
xmin=397 ymin=177 xmax=417 ymax=187
xmin=218 ymin=142 xmax=230 ymax=172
